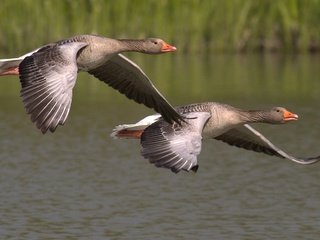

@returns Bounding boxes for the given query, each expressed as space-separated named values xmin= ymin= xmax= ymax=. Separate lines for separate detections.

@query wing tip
xmin=191 ymin=165 xmax=199 ymax=172
xmin=160 ymin=109 xmax=186 ymax=126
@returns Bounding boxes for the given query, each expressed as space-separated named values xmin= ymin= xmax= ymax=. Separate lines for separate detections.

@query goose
xmin=111 ymin=102 xmax=320 ymax=173
xmin=0 ymin=34 xmax=183 ymax=133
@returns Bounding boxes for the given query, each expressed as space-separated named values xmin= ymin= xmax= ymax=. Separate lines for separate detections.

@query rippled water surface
xmin=0 ymin=54 xmax=320 ymax=239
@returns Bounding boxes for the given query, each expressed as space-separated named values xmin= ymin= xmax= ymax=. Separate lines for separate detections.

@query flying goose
xmin=111 ymin=102 xmax=320 ymax=173
xmin=0 ymin=34 xmax=183 ymax=133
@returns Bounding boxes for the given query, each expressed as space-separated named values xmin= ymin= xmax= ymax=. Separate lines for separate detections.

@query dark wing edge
xmin=243 ymin=124 xmax=320 ymax=164
xmin=214 ymin=124 xmax=320 ymax=165
xmin=88 ymin=54 xmax=184 ymax=125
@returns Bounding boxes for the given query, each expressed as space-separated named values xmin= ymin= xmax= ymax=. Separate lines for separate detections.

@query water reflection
xmin=0 ymin=54 xmax=319 ymax=239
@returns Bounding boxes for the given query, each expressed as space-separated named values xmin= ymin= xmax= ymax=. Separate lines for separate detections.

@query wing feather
xmin=141 ymin=112 xmax=211 ymax=173
xmin=88 ymin=54 xmax=184 ymax=124
xmin=19 ymin=42 xmax=88 ymax=133
xmin=215 ymin=124 xmax=320 ymax=164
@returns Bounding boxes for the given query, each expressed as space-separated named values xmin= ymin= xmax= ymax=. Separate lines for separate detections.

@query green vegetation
xmin=1 ymin=0 xmax=320 ymax=54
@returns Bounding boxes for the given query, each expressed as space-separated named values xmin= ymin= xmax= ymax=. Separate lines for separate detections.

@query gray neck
xmin=238 ymin=110 xmax=276 ymax=124
xmin=116 ymin=39 xmax=147 ymax=53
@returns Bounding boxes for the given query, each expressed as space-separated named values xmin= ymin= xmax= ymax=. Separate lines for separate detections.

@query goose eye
xmin=153 ymin=41 xmax=158 ymax=45
xmin=276 ymin=109 xmax=280 ymax=112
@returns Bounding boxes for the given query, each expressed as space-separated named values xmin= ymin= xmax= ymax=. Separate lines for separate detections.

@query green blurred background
xmin=1 ymin=0 xmax=320 ymax=54
xmin=1 ymin=0 xmax=319 ymax=105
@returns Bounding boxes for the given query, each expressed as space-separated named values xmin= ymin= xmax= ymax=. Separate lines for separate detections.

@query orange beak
xmin=161 ymin=42 xmax=177 ymax=52
xmin=283 ymin=110 xmax=299 ymax=122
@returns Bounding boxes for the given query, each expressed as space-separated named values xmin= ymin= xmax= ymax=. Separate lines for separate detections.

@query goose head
xmin=142 ymin=38 xmax=177 ymax=54
xmin=269 ymin=107 xmax=299 ymax=124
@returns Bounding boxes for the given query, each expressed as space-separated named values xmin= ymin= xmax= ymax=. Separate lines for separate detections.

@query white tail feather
xmin=110 ymin=114 xmax=160 ymax=139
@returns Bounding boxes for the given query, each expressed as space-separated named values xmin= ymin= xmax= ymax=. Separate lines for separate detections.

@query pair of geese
xmin=1 ymin=34 xmax=319 ymax=173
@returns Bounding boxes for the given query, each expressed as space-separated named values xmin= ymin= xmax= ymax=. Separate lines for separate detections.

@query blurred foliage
xmin=1 ymin=0 xmax=320 ymax=54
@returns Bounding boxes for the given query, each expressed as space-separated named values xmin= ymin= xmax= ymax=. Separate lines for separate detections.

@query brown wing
xmin=215 ymin=124 xmax=320 ymax=164
xmin=88 ymin=54 xmax=184 ymax=124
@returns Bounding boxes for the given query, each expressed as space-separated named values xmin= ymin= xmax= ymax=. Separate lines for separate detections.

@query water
xmin=0 ymin=54 xmax=319 ymax=239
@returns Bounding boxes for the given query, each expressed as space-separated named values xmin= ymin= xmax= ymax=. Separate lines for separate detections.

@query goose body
xmin=0 ymin=34 xmax=182 ymax=133
xmin=111 ymin=102 xmax=320 ymax=173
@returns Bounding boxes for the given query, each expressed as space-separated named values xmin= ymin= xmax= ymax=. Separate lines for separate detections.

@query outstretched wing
xmin=215 ymin=124 xmax=320 ymax=164
xmin=141 ymin=112 xmax=211 ymax=173
xmin=19 ymin=42 xmax=88 ymax=133
xmin=88 ymin=54 xmax=184 ymax=124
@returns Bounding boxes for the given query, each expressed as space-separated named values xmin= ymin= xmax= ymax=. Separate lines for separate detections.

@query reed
xmin=1 ymin=0 xmax=320 ymax=54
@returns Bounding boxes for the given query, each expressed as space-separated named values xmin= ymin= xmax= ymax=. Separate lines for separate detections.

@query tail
xmin=111 ymin=127 xmax=144 ymax=139
xmin=110 ymin=114 xmax=161 ymax=139
xmin=0 ymin=59 xmax=21 ymax=76
xmin=0 ymin=48 xmax=40 ymax=76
